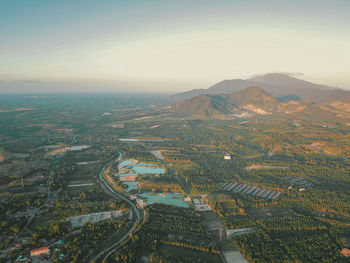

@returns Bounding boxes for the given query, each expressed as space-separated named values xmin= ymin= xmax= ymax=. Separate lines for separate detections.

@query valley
xmin=0 ymin=76 xmax=350 ymax=262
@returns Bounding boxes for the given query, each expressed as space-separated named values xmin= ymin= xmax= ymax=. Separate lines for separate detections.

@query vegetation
xmin=0 ymin=93 xmax=349 ymax=262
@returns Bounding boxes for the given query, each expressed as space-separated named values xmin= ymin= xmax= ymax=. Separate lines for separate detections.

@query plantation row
xmin=233 ymin=230 xmax=346 ymax=263
xmin=110 ymin=204 xmax=220 ymax=262
xmin=219 ymin=182 xmax=282 ymax=200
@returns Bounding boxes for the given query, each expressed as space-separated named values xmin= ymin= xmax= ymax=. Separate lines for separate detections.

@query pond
xmin=118 ymin=160 xmax=166 ymax=192
xmin=132 ymin=163 xmax=165 ymax=174
xmin=118 ymin=159 xmax=137 ymax=169
xmin=137 ymin=162 xmax=160 ymax=167
xmin=139 ymin=192 xmax=189 ymax=208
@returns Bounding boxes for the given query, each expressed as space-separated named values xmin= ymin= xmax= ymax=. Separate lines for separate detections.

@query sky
xmin=0 ymin=0 xmax=350 ymax=93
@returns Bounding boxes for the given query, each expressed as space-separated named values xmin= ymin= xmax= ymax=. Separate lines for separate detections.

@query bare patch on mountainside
xmin=242 ymin=105 xmax=269 ymax=114
xmin=330 ymin=101 xmax=350 ymax=112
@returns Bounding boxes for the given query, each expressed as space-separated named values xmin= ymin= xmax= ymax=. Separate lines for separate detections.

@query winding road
xmin=92 ymin=151 xmax=142 ymax=262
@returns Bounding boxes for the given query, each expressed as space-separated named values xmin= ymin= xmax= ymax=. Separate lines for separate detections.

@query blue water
xmin=137 ymin=163 xmax=160 ymax=167
xmin=139 ymin=193 xmax=189 ymax=208
xmin=123 ymin=181 xmax=139 ymax=192
xmin=132 ymin=166 xmax=165 ymax=174
xmin=119 ymin=159 xmax=136 ymax=168
xmin=117 ymin=160 xmax=165 ymax=193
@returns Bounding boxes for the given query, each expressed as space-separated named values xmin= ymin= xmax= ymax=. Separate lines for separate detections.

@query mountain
xmin=172 ymin=86 xmax=304 ymax=118
xmin=174 ymin=94 xmax=239 ymax=118
xmin=207 ymin=79 xmax=258 ymax=94
xmin=170 ymin=73 xmax=349 ymax=103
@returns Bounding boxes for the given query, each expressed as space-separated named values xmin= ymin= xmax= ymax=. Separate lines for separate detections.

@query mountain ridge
xmin=170 ymin=73 xmax=349 ymax=103
xmin=172 ymin=86 xmax=305 ymax=119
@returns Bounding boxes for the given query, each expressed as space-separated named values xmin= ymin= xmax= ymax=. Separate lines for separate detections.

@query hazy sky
xmin=1 ymin=0 xmax=350 ymax=92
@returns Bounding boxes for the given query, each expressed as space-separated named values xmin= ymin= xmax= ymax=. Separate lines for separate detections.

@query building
xmin=136 ymin=198 xmax=146 ymax=208
xmin=184 ymin=195 xmax=191 ymax=202
xmin=193 ymin=198 xmax=212 ymax=211
xmin=341 ymin=248 xmax=350 ymax=257
xmin=30 ymin=246 xmax=50 ymax=257
xmin=224 ymin=154 xmax=231 ymax=160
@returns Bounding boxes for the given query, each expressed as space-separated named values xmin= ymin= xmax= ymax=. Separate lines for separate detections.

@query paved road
xmin=92 ymin=152 xmax=141 ymax=263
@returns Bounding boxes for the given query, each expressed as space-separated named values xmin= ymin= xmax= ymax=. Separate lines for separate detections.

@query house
xmin=30 ymin=246 xmax=50 ymax=257
xmin=136 ymin=199 xmax=146 ymax=208
xmin=341 ymin=248 xmax=350 ymax=257
xmin=184 ymin=195 xmax=191 ymax=202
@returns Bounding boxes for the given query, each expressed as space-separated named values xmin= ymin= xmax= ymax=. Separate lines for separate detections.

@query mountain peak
xmin=248 ymin=73 xmax=333 ymax=92
xmin=250 ymin=72 xmax=302 ymax=80
xmin=240 ymin=86 xmax=267 ymax=94
xmin=170 ymin=72 xmax=339 ymax=102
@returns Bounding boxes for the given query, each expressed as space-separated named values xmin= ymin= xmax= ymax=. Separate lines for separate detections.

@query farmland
xmin=0 ymin=94 xmax=349 ymax=262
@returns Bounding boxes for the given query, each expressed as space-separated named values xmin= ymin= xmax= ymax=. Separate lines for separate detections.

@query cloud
xmin=245 ymin=72 xmax=305 ymax=79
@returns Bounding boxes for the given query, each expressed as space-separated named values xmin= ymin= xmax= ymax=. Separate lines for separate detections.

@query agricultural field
xmin=1 ymin=94 xmax=350 ymax=262
xmin=220 ymin=182 xmax=282 ymax=200
xmin=110 ymin=204 xmax=222 ymax=263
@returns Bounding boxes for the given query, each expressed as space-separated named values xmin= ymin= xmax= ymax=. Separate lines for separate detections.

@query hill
xmin=172 ymin=86 xmax=304 ymax=118
xmin=170 ymin=73 xmax=350 ymax=103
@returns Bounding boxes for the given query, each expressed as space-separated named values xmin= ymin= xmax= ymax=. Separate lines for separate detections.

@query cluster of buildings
xmin=193 ymin=197 xmax=212 ymax=212
xmin=15 ymin=240 xmax=66 ymax=262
